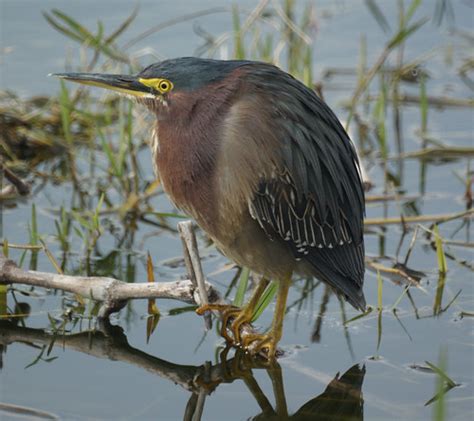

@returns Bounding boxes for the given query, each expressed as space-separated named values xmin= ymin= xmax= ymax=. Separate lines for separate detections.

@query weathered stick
xmin=0 ymin=217 xmax=297 ymax=358
xmin=175 ymin=224 xmax=263 ymax=349
xmin=0 ymin=256 xmax=223 ymax=318
xmin=178 ymin=221 xmax=212 ymax=329
xmin=0 ymin=159 xmax=31 ymax=196
xmin=0 ymin=222 xmax=263 ymax=352
xmin=364 ymin=208 xmax=473 ymax=226
xmin=365 ymin=194 xmax=419 ymax=203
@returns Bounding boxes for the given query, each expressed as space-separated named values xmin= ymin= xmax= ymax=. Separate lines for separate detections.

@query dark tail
xmin=305 ymin=242 xmax=366 ymax=311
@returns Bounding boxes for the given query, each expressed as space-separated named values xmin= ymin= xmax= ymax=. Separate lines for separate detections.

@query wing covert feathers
xmin=245 ymin=63 xmax=366 ymax=310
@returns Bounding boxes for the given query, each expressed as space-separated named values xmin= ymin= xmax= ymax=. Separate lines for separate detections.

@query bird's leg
xmin=196 ymin=278 xmax=270 ymax=345
xmin=243 ymin=275 xmax=291 ymax=359
xmin=196 ymin=304 xmax=239 ymax=343
xmin=230 ymin=277 xmax=270 ymax=344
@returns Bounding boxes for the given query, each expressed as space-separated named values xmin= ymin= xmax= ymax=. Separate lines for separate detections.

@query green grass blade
xmin=93 ymin=193 xmax=105 ymax=230
xmin=376 ymin=309 xmax=383 ymax=353
xmin=376 ymin=270 xmax=383 ymax=353
xmin=168 ymin=305 xmax=198 ymax=316
xmin=96 ymin=21 xmax=104 ymax=45
xmin=71 ymin=211 xmax=92 ymax=231
xmin=252 ymin=281 xmax=277 ymax=322
xmin=425 ymin=348 xmax=458 ymax=416
xmin=232 ymin=4 xmax=245 ymax=59
xmin=30 ymin=204 xmax=38 ymax=245
xmin=59 ymin=81 xmax=72 ymax=144
xmin=365 ymin=0 xmax=391 ymax=33
xmin=105 ymin=5 xmax=139 ymax=43
xmin=425 ymin=360 xmax=457 ymax=388
xmin=2 ymin=238 xmax=8 ymax=258
xmin=391 ymin=285 xmax=409 ymax=309
xmin=433 ymin=225 xmax=448 ymax=274
xmin=233 ymin=267 xmax=250 ymax=307
xmin=0 ymin=284 xmax=6 ymax=316
xmin=373 ymin=74 xmax=388 ymax=159
xmin=388 ymin=17 xmax=429 ymax=49
xmin=420 ymin=74 xmax=428 ymax=134
xmin=42 ymin=11 xmax=84 ymax=42
xmin=48 ymin=9 xmax=128 ymax=62
xmin=51 ymin=9 xmax=95 ymax=40
xmin=302 ymin=45 xmax=313 ymax=88
xmin=377 ymin=271 xmax=383 ymax=310
xmin=405 ymin=0 xmax=422 ymax=23
xmin=344 ymin=306 xmax=373 ymax=325
xmin=98 ymin=129 xmax=119 ymax=177
xmin=18 ymin=250 xmax=27 ymax=268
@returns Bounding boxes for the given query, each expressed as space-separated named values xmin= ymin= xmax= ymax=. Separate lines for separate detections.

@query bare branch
xmin=0 ymin=256 xmax=223 ymax=318
xmin=178 ymin=221 xmax=212 ymax=329
xmin=0 ymin=158 xmax=31 ymax=196
xmin=364 ymin=208 xmax=473 ymax=226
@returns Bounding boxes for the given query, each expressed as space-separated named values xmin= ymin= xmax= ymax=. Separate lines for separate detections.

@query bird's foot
xmin=196 ymin=304 xmax=254 ymax=346
xmin=241 ymin=332 xmax=279 ymax=359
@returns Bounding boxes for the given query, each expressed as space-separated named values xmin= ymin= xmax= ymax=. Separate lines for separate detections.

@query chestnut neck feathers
xmin=152 ymin=70 xmax=243 ymax=231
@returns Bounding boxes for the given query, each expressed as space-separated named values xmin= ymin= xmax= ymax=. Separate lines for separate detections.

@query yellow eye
xmin=139 ymin=78 xmax=173 ymax=94
xmin=158 ymin=80 xmax=172 ymax=93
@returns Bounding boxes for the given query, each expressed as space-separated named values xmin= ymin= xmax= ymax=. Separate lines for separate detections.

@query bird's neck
xmin=153 ymin=79 xmax=240 ymax=230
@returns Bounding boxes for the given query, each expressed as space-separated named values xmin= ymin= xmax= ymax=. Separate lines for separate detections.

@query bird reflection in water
xmin=0 ymin=318 xmax=365 ymax=420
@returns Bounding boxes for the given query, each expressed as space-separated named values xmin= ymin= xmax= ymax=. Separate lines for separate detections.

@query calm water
xmin=0 ymin=1 xmax=473 ymax=420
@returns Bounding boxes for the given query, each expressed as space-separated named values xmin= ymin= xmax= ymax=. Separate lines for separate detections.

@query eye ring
xmin=158 ymin=80 xmax=171 ymax=93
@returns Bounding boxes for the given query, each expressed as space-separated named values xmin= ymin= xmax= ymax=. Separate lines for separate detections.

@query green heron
xmin=52 ymin=57 xmax=365 ymax=358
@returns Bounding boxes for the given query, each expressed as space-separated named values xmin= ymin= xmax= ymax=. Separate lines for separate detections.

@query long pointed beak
xmin=49 ymin=72 xmax=152 ymax=98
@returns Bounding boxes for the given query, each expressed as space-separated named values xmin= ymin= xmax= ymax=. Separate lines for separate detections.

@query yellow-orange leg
xmin=230 ymin=278 xmax=270 ymax=344
xmin=243 ymin=275 xmax=291 ymax=359
xmin=196 ymin=278 xmax=270 ymax=345
xmin=196 ymin=304 xmax=238 ymax=343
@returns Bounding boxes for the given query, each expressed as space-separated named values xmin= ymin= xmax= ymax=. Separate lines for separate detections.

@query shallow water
xmin=1 ymin=1 xmax=473 ymax=420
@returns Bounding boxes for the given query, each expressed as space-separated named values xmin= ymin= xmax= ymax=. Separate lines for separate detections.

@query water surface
xmin=0 ymin=1 xmax=473 ymax=420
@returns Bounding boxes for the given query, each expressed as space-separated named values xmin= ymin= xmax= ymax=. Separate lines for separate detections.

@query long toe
xmin=241 ymin=333 xmax=278 ymax=359
xmin=196 ymin=304 xmax=240 ymax=344
xmin=229 ymin=309 xmax=255 ymax=345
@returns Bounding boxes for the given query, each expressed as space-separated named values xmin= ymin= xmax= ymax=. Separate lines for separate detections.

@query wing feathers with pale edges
xmin=245 ymin=64 xmax=366 ymax=309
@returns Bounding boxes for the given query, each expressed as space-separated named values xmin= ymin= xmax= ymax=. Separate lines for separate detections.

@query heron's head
xmin=51 ymin=57 xmax=253 ymax=116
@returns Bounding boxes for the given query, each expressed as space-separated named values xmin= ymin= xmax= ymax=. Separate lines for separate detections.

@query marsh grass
xmin=1 ymin=0 xmax=472 ymax=322
xmin=0 ymin=2 xmax=472 ymax=417
xmin=425 ymin=349 xmax=460 ymax=418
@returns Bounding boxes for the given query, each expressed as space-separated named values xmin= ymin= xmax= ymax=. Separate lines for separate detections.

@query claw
xmin=195 ymin=276 xmax=289 ymax=361
xmin=196 ymin=304 xmax=237 ymax=343
xmin=222 ymin=307 xmax=244 ymax=343
xmin=229 ymin=309 xmax=254 ymax=345
xmin=242 ymin=333 xmax=277 ymax=359
xmin=196 ymin=304 xmax=252 ymax=345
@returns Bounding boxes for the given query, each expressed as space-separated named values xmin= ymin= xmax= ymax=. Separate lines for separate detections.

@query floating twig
xmin=395 ymin=147 xmax=474 ymax=160
xmin=0 ymin=242 xmax=42 ymax=251
xmin=364 ymin=209 xmax=473 ymax=226
xmin=367 ymin=93 xmax=474 ymax=108
xmin=365 ymin=194 xmax=419 ymax=203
